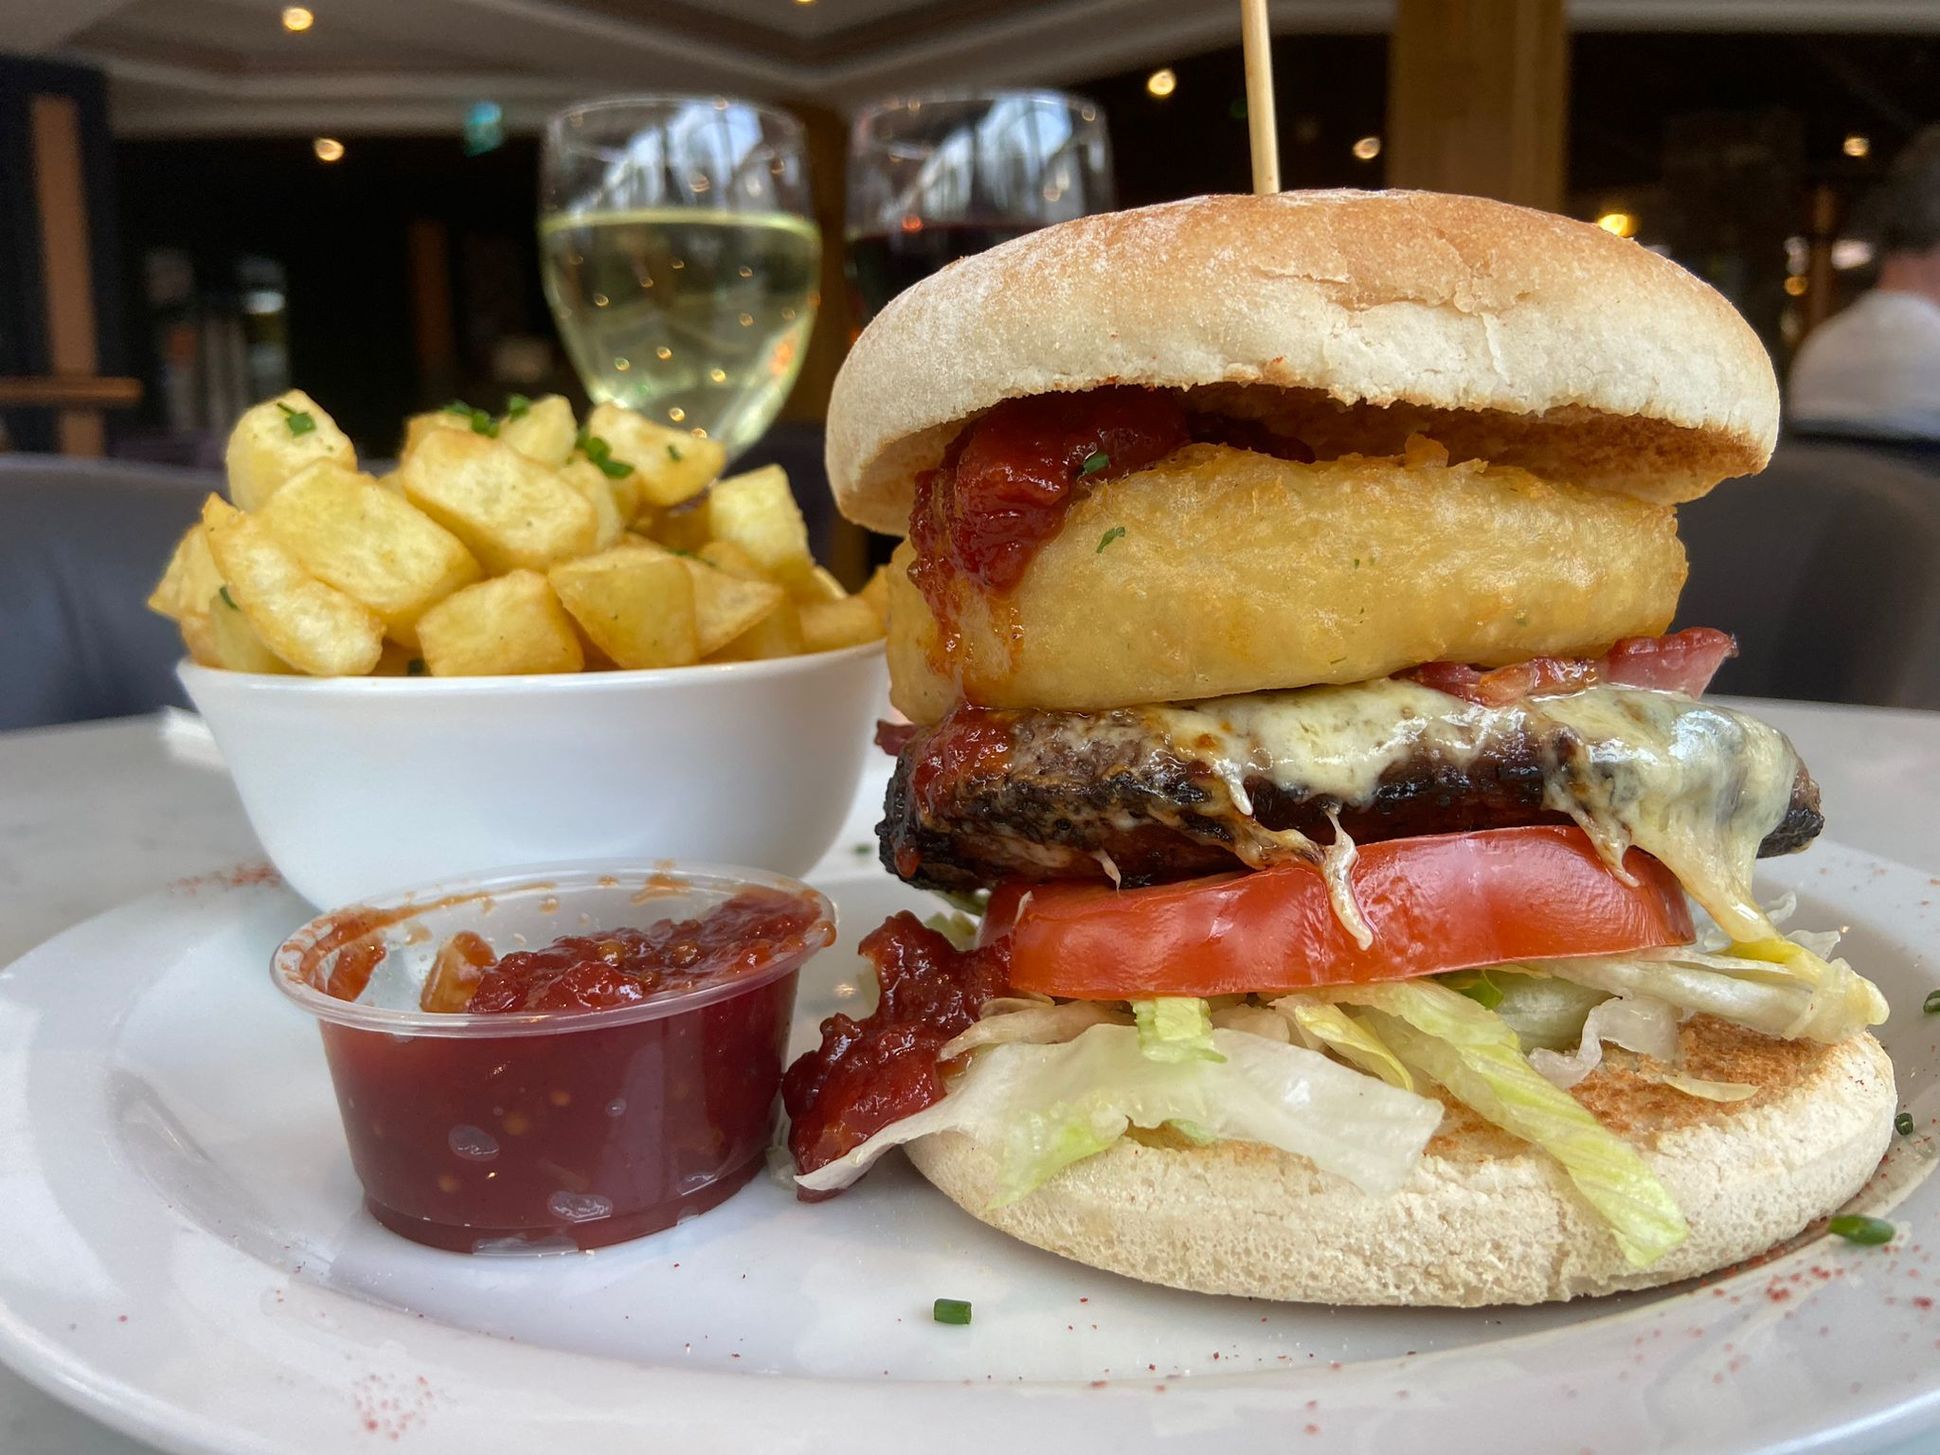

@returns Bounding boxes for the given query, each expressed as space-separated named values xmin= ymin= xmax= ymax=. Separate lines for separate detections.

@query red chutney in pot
xmin=309 ymin=887 xmax=831 ymax=1252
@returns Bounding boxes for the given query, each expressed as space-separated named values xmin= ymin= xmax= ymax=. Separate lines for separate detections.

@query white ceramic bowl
xmin=180 ymin=644 xmax=887 ymax=907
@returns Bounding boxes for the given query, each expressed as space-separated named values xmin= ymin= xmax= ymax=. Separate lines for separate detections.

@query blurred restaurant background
xmin=3 ymin=0 xmax=1940 ymax=725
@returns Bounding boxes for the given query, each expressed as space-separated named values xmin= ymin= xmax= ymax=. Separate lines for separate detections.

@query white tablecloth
xmin=3 ymin=701 xmax=1938 ymax=1453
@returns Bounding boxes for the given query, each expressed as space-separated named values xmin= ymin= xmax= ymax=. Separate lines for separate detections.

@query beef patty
xmin=880 ymin=693 xmax=1824 ymax=893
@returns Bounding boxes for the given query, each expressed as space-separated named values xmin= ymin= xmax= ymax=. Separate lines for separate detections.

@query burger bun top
xmin=827 ymin=190 xmax=1780 ymax=536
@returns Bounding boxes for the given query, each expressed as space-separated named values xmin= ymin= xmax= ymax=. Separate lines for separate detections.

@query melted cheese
xmin=1150 ymin=681 xmax=1800 ymax=944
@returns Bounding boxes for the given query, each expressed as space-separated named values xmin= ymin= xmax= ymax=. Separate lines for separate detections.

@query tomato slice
xmin=984 ymin=825 xmax=1695 ymax=1000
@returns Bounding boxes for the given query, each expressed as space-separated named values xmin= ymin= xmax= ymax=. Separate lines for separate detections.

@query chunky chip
xmin=416 ymin=570 xmax=585 ymax=676
xmin=400 ymin=408 xmax=475 ymax=459
xmin=399 ymin=429 xmax=598 ymax=574
xmin=258 ymin=462 xmax=481 ymax=647
xmin=200 ymin=496 xmax=385 ymax=676
xmin=801 ymin=595 xmax=885 ymax=654
xmin=224 ymin=389 xmax=356 ymax=511
xmin=558 ymin=457 xmax=628 ymax=552
xmin=500 ymin=394 xmax=577 ymax=468
xmin=148 ymin=523 xmax=224 ymax=624
xmin=175 ymin=388 xmax=876 ymax=677
xmin=585 ymin=402 xmax=725 ymax=510
xmin=205 ymin=588 xmax=293 ymax=673
xmin=710 ymin=599 xmax=805 ymax=662
xmin=549 ymin=547 xmax=699 ymax=669
xmin=704 ymin=464 xmax=813 ymax=580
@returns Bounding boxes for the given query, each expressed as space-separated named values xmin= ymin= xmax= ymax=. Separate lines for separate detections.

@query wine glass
xmin=540 ymin=96 xmax=819 ymax=461
xmin=845 ymin=90 xmax=1112 ymax=323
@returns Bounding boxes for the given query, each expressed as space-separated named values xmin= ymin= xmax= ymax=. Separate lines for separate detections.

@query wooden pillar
xmin=406 ymin=219 xmax=458 ymax=405
xmin=779 ymin=101 xmax=852 ymax=428
xmin=28 ymin=93 xmax=105 ymax=455
xmin=1386 ymin=0 xmax=1568 ymax=211
xmin=781 ymin=100 xmax=870 ymax=588
xmin=1802 ymin=184 xmax=1838 ymax=337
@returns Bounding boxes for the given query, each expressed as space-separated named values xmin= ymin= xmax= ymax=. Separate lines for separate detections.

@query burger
xmin=781 ymin=190 xmax=1894 ymax=1306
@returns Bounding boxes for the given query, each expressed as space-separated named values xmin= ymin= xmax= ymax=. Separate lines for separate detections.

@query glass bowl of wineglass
xmin=845 ymin=90 xmax=1113 ymax=324
xmin=540 ymin=96 xmax=819 ymax=461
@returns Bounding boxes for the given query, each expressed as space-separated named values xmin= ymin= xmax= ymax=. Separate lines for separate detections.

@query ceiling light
xmin=313 ymin=137 xmax=345 ymax=163
xmin=1146 ymin=68 xmax=1176 ymax=100
xmin=1832 ymin=238 xmax=1875 ymax=270
xmin=1595 ymin=210 xmax=1637 ymax=238
xmin=1843 ymin=133 xmax=1871 ymax=159
xmin=1351 ymin=135 xmax=1381 ymax=161
xmin=281 ymin=6 xmax=314 ymax=32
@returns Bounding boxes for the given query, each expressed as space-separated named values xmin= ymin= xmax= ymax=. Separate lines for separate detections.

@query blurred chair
xmin=1785 ymin=426 xmax=1940 ymax=476
xmin=1675 ymin=438 xmax=1940 ymax=708
xmin=0 ymin=455 xmax=211 ymax=731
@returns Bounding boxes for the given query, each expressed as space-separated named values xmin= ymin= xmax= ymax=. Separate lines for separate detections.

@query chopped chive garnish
xmin=406 ymin=657 xmax=428 ymax=676
xmin=468 ymin=408 xmax=498 ymax=437
xmin=1827 ymin=1214 xmax=1896 ymax=1246
xmin=667 ymin=442 xmax=684 ymax=462
xmin=444 ymin=399 xmax=475 ymax=416
xmin=1078 ymin=450 xmax=1110 ymax=477
xmin=579 ymin=432 xmax=613 ymax=463
xmin=932 ymin=1297 xmax=972 ymax=1325
xmin=1096 ymin=525 xmax=1126 ymax=553
xmin=1924 ymin=989 xmax=1940 ymax=1014
xmin=506 ymin=393 xmax=531 ymax=419
xmin=217 ymin=584 xmax=236 ymax=610
xmin=597 ymin=455 xmax=635 ymax=479
xmin=276 ymin=401 xmax=316 ymax=436
xmin=1897 ymin=1111 xmax=1916 ymax=1136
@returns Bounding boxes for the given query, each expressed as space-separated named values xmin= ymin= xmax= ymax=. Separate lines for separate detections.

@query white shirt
xmin=1788 ymin=289 xmax=1940 ymax=441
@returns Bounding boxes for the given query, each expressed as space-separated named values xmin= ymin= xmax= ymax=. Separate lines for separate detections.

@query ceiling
xmin=9 ymin=0 xmax=1940 ymax=137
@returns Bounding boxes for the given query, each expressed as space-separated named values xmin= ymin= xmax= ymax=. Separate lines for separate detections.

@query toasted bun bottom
xmin=905 ymin=1021 xmax=1895 ymax=1306
xmin=886 ymin=444 xmax=1686 ymax=723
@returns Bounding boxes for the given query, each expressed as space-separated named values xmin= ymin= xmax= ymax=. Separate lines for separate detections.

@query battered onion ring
xmin=888 ymin=443 xmax=1687 ymax=722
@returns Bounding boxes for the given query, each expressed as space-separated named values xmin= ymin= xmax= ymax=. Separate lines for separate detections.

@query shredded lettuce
xmin=1471 ymin=970 xmax=1611 ymax=1053
xmin=1527 ymin=993 xmax=1680 ymax=1090
xmin=1659 ymin=1074 xmax=1757 ymax=1102
xmin=921 ymin=911 xmax=980 ymax=952
xmin=1328 ymin=981 xmax=1689 ymax=1267
xmin=931 ymin=887 xmax=989 ymax=919
xmin=793 ymin=1023 xmax=1444 ymax=1201
xmin=1274 ymin=994 xmax=1415 ymax=1091
xmin=1531 ymin=937 xmax=1887 ymax=1043
xmin=1132 ymin=997 xmax=1224 ymax=1064
xmin=1439 ymin=968 xmax=1504 ymax=1009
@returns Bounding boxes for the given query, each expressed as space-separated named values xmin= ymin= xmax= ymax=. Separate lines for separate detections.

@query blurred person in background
xmin=1790 ymin=126 xmax=1940 ymax=443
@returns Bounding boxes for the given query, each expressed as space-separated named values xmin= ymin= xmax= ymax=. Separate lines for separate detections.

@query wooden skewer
xmin=1240 ymin=0 xmax=1279 ymax=194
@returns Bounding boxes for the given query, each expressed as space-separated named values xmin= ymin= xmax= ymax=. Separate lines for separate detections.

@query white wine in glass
xmin=540 ymin=98 xmax=820 ymax=461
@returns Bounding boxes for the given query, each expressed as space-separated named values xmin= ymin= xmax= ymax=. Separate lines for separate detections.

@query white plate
xmin=3 ymin=839 xmax=1940 ymax=1455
